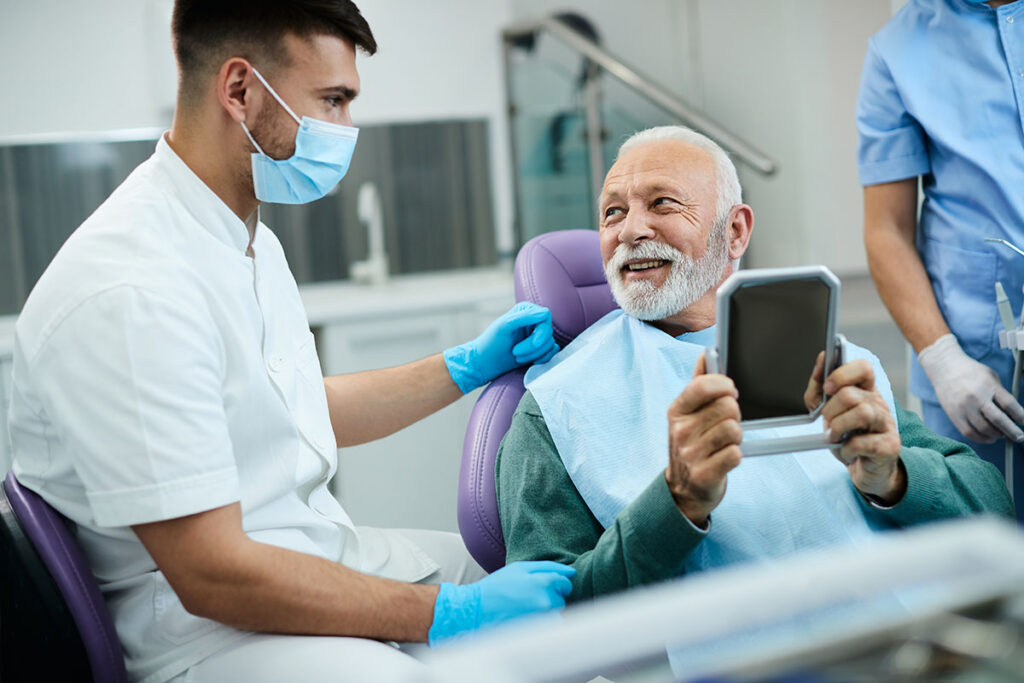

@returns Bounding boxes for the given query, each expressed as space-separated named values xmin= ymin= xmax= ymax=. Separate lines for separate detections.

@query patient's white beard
xmin=604 ymin=223 xmax=730 ymax=321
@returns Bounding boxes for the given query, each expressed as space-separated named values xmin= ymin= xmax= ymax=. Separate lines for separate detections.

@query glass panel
xmin=508 ymin=43 xmax=595 ymax=244
xmin=507 ymin=31 xmax=686 ymax=248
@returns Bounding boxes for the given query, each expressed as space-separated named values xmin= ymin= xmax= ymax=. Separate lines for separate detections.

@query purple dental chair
xmin=458 ymin=230 xmax=619 ymax=572
xmin=0 ymin=471 xmax=128 ymax=681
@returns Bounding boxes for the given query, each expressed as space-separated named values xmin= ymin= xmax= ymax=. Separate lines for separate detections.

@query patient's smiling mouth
xmin=622 ymin=258 xmax=671 ymax=282
xmin=625 ymin=259 xmax=669 ymax=271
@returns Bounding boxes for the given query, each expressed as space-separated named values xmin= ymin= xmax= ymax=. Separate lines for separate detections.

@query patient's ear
xmin=726 ymin=204 xmax=754 ymax=261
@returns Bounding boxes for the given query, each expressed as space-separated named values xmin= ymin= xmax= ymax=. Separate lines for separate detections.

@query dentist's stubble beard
xmin=604 ymin=219 xmax=730 ymax=321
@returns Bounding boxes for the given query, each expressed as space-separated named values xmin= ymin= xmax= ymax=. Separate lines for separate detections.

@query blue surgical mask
xmin=240 ymin=67 xmax=359 ymax=204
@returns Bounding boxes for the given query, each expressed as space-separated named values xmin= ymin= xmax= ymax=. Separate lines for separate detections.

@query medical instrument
xmin=444 ymin=302 xmax=558 ymax=394
xmin=996 ymin=282 xmax=1016 ymax=334
xmin=996 ymin=281 xmax=1020 ymax=500
xmin=428 ymin=560 xmax=575 ymax=645
xmin=986 ymin=237 xmax=1024 ymax=501
xmin=985 ymin=237 xmax=1024 ymax=259
xmin=705 ymin=265 xmax=845 ymax=456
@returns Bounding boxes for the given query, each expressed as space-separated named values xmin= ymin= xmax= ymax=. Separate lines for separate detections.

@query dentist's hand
xmin=918 ymin=333 xmax=1024 ymax=444
xmin=664 ymin=354 xmax=743 ymax=527
xmin=443 ymin=302 xmax=559 ymax=393
xmin=428 ymin=561 xmax=576 ymax=645
xmin=806 ymin=353 xmax=905 ymax=504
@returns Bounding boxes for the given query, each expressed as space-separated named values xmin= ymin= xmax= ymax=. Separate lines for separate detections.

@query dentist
xmin=7 ymin=1 xmax=572 ymax=681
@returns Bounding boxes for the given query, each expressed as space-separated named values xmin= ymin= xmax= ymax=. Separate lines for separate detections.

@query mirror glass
xmin=726 ymin=279 xmax=830 ymax=420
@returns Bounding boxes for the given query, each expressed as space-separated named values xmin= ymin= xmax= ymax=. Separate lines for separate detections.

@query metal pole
xmin=503 ymin=18 xmax=777 ymax=176
xmin=582 ymin=61 xmax=606 ymax=226
xmin=500 ymin=39 xmax=525 ymax=252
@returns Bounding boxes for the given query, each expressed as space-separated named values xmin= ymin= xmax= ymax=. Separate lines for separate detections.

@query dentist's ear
xmin=217 ymin=58 xmax=259 ymax=125
xmin=726 ymin=204 xmax=754 ymax=262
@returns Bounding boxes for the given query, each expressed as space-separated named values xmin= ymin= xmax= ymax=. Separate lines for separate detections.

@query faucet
xmin=350 ymin=181 xmax=389 ymax=285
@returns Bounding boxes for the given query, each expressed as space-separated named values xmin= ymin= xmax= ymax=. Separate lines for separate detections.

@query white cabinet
xmin=305 ymin=270 xmax=515 ymax=533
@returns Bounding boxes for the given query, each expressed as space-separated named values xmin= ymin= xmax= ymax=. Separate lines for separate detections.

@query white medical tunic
xmin=8 ymin=136 xmax=433 ymax=682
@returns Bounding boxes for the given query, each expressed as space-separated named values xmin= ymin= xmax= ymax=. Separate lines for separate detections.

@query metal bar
xmin=503 ymin=18 xmax=778 ymax=176
xmin=501 ymin=39 xmax=527 ymax=253
xmin=582 ymin=64 xmax=606 ymax=219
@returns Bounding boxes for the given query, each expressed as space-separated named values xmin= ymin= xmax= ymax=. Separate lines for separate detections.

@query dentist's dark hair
xmin=172 ymin=0 xmax=376 ymax=105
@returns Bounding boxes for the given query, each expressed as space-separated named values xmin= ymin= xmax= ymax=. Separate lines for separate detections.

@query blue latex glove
xmin=444 ymin=302 xmax=559 ymax=393
xmin=428 ymin=560 xmax=576 ymax=645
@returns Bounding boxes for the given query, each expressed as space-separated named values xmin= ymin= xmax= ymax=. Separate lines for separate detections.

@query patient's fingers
xmin=690 ymin=443 xmax=743 ymax=487
xmin=804 ymin=351 xmax=826 ymax=412
xmin=822 ymin=385 xmax=888 ymax=432
xmin=669 ymin=374 xmax=737 ymax=418
xmin=837 ymin=433 xmax=899 ymax=463
xmin=698 ymin=415 xmax=743 ymax=454
xmin=693 ymin=352 xmax=706 ymax=377
xmin=823 ymin=359 xmax=875 ymax=395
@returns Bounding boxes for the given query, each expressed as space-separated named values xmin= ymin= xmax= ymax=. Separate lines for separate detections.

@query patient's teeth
xmin=626 ymin=260 xmax=666 ymax=271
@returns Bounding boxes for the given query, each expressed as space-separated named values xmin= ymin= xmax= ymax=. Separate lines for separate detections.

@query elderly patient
xmin=496 ymin=125 xmax=1014 ymax=601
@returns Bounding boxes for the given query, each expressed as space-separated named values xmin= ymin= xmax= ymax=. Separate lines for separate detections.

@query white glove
xmin=918 ymin=333 xmax=1024 ymax=444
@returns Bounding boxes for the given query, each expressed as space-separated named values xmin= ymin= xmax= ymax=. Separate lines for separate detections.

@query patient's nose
xmin=619 ymin=208 xmax=656 ymax=244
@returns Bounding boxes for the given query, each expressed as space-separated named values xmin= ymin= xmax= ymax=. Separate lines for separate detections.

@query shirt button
xmin=1009 ymin=16 xmax=1015 ymax=23
xmin=268 ymin=356 xmax=284 ymax=372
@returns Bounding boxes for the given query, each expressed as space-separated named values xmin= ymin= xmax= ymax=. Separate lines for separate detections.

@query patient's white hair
xmin=616 ymin=125 xmax=742 ymax=228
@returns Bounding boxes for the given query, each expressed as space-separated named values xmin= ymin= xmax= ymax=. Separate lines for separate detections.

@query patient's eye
xmin=652 ymin=196 xmax=677 ymax=208
xmin=603 ymin=206 xmax=624 ymax=223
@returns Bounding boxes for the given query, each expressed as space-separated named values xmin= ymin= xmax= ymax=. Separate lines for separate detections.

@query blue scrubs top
xmin=857 ymin=0 xmax=1024 ymax=404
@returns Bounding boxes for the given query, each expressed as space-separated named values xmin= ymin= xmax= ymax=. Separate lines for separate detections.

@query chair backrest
xmin=458 ymin=230 xmax=618 ymax=572
xmin=0 ymin=471 xmax=127 ymax=682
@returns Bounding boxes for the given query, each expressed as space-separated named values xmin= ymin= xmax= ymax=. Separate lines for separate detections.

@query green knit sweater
xmin=496 ymin=391 xmax=1014 ymax=603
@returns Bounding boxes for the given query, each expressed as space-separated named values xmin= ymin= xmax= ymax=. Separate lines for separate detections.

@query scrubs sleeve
xmin=26 ymin=285 xmax=239 ymax=527
xmin=497 ymin=391 xmax=705 ymax=602
xmin=856 ymin=38 xmax=932 ymax=186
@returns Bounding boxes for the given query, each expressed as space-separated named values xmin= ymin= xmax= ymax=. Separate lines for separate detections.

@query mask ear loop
xmin=250 ymin=67 xmax=303 ymax=125
xmin=239 ymin=66 xmax=303 ymax=156
xmin=240 ymin=121 xmax=266 ymax=156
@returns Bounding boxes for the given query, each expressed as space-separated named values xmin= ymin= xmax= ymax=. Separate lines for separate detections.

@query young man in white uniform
xmin=7 ymin=1 xmax=573 ymax=681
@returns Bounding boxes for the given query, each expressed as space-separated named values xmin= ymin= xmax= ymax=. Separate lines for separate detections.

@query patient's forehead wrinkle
xmin=603 ymin=142 xmax=716 ymax=207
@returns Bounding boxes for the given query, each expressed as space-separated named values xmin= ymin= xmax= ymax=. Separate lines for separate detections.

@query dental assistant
xmin=7 ymin=2 xmax=573 ymax=681
xmin=858 ymin=0 xmax=1024 ymax=516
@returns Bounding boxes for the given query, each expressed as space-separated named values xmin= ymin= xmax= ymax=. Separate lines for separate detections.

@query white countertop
xmin=300 ymin=267 xmax=515 ymax=325
xmin=0 ymin=267 xmax=517 ymax=357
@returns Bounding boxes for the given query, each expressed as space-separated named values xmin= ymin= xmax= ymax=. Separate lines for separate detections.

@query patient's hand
xmin=808 ymin=357 xmax=905 ymax=505
xmin=664 ymin=354 xmax=743 ymax=527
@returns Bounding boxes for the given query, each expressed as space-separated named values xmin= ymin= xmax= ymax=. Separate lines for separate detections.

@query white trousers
xmin=168 ymin=528 xmax=486 ymax=683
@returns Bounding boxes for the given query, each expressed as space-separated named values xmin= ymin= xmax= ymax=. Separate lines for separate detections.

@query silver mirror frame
xmin=706 ymin=265 xmax=841 ymax=433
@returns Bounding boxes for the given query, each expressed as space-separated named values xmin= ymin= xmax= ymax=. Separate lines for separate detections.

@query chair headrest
xmin=514 ymin=230 xmax=619 ymax=346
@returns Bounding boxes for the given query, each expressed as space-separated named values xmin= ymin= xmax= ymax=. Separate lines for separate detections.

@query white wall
xmin=0 ymin=0 xmax=176 ymax=136
xmin=508 ymin=0 xmax=893 ymax=275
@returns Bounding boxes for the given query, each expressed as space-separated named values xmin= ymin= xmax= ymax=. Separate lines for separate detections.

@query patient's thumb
xmin=693 ymin=353 xmax=706 ymax=378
